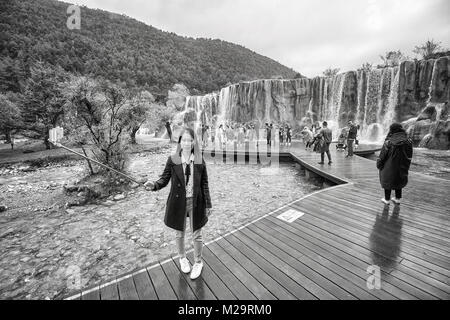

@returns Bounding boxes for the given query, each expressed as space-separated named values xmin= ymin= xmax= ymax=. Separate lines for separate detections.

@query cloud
xmin=73 ymin=0 xmax=450 ymax=77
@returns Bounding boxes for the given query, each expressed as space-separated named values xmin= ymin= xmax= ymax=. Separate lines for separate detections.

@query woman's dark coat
xmin=376 ymin=132 xmax=413 ymax=190
xmin=152 ymin=153 xmax=212 ymax=232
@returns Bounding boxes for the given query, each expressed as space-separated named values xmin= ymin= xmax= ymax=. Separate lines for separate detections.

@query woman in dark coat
xmin=145 ymin=127 xmax=212 ymax=279
xmin=376 ymin=123 xmax=413 ymax=205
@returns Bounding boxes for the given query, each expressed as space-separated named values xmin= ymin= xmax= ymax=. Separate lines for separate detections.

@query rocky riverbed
xmin=0 ymin=146 xmax=322 ymax=300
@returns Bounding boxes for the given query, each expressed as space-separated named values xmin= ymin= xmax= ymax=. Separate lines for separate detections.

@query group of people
xmin=264 ymin=123 xmax=292 ymax=147
xmin=196 ymin=121 xmax=293 ymax=150
xmin=300 ymin=120 xmax=361 ymax=165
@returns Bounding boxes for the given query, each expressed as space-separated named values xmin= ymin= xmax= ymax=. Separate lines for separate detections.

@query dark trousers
xmin=384 ymin=189 xmax=402 ymax=200
xmin=347 ymin=139 xmax=354 ymax=156
xmin=321 ymin=143 xmax=332 ymax=162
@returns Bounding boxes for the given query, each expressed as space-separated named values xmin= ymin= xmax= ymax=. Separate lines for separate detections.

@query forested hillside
xmin=0 ymin=0 xmax=300 ymax=96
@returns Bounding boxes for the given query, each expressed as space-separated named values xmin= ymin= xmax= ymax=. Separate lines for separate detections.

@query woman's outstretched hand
xmin=144 ymin=181 xmax=155 ymax=191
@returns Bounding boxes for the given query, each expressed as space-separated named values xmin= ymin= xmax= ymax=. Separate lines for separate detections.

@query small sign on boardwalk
xmin=277 ymin=209 xmax=305 ymax=223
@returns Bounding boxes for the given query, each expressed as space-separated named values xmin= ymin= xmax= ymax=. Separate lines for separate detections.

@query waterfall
xmin=264 ymin=80 xmax=272 ymax=122
xmin=177 ymin=57 xmax=446 ymax=146
xmin=382 ymin=67 xmax=400 ymax=134
xmin=217 ymin=86 xmax=230 ymax=126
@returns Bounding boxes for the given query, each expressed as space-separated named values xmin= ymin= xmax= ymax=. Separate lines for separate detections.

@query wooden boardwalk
xmin=65 ymin=141 xmax=450 ymax=300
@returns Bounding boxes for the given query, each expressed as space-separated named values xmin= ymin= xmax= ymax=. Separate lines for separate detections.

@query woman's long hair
xmin=176 ymin=127 xmax=202 ymax=163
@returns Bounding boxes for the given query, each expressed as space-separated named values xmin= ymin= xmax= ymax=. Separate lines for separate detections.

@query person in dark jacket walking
xmin=346 ymin=120 xmax=358 ymax=157
xmin=376 ymin=123 xmax=413 ymax=205
xmin=316 ymin=121 xmax=333 ymax=165
xmin=286 ymin=125 xmax=292 ymax=147
xmin=144 ymin=127 xmax=212 ymax=279
xmin=165 ymin=121 xmax=173 ymax=142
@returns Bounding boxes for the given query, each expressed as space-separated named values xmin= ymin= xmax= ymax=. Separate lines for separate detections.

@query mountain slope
xmin=0 ymin=0 xmax=301 ymax=95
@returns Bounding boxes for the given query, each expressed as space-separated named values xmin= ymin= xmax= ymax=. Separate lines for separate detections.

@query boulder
xmin=113 ymin=194 xmax=126 ymax=201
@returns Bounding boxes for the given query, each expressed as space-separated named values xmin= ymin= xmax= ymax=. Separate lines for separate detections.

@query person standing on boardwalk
xmin=10 ymin=135 xmax=15 ymax=150
xmin=286 ymin=125 xmax=292 ymax=147
xmin=270 ymin=123 xmax=275 ymax=146
xmin=165 ymin=121 xmax=173 ymax=142
xmin=279 ymin=126 xmax=284 ymax=146
xmin=301 ymin=126 xmax=314 ymax=150
xmin=317 ymin=121 xmax=333 ymax=165
xmin=377 ymin=123 xmax=413 ymax=205
xmin=144 ymin=127 xmax=212 ymax=279
xmin=266 ymin=123 xmax=272 ymax=146
xmin=346 ymin=120 xmax=358 ymax=157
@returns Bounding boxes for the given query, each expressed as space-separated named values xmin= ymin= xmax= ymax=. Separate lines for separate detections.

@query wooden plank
xmin=117 ymin=276 xmax=139 ymax=300
xmin=389 ymin=268 xmax=450 ymax=299
xmin=147 ymin=263 xmax=178 ymax=300
xmin=160 ymin=258 xmax=197 ymax=300
xmin=325 ymin=185 xmax=450 ymax=233
xmin=258 ymin=217 xmax=395 ymax=300
xmin=329 ymin=186 xmax=450 ymax=231
xmin=337 ymin=182 xmax=450 ymax=219
xmin=400 ymin=259 xmax=450 ymax=285
xmin=318 ymin=190 xmax=450 ymax=249
xmin=237 ymin=227 xmax=337 ymax=299
xmin=290 ymin=203 xmax=402 ymax=270
xmin=133 ymin=270 xmax=158 ymax=300
xmin=249 ymin=222 xmax=365 ymax=300
xmin=202 ymin=246 xmax=257 ymax=300
xmin=216 ymin=237 xmax=297 ymax=300
xmin=100 ymin=282 xmax=119 ymax=300
xmin=304 ymin=194 xmax=450 ymax=257
xmin=264 ymin=214 xmax=412 ymax=300
xmin=171 ymin=257 xmax=217 ymax=300
xmin=291 ymin=201 xmax=449 ymax=269
xmin=81 ymin=288 xmax=100 ymax=300
xmin=227 ymin=233 xmax=317 ymax=300
xmin=208 ymin=241 xmax=276 ymax=300
xmin=232 ymin=228 xmax=321 ymax=301
xmin=185 ymin=253 xmax=236 ymax=300
xmin=264 ymin=213 xmax=438 ymax=299
xmin=296 ymin=201 xmax=450 ymax=271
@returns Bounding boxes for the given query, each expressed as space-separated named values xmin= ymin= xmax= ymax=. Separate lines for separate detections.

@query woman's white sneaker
xmin=391 ymin=198 xmax=401 ymax=205
xmin=381 ymin=198 xmax=390 ymax=205
xmin=190 ymin=262 xmax=204 ymax=280
xmin=179 ymin=258 xmax=191 ymax=274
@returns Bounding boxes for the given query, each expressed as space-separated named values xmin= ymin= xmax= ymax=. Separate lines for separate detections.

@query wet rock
xmin=113 ymin=194 xmax=126 ymax=201
xmin=64 ymin=185 xmax=80 ymax=193
xmin=20 ymin=257 xmax=31 ymax=263
xmin=65 ymin=209 xmax=76 ymax=215
xmin=0 ymin=228 xmax=15 ymax=238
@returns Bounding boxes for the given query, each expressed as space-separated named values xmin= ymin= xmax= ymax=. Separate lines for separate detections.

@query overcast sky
xmin=72 ymin=0 xmax=450 ymax=77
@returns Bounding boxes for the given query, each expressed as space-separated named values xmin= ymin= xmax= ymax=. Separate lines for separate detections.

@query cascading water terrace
xmin=176 ymin=57 xmax=449 ymax=146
